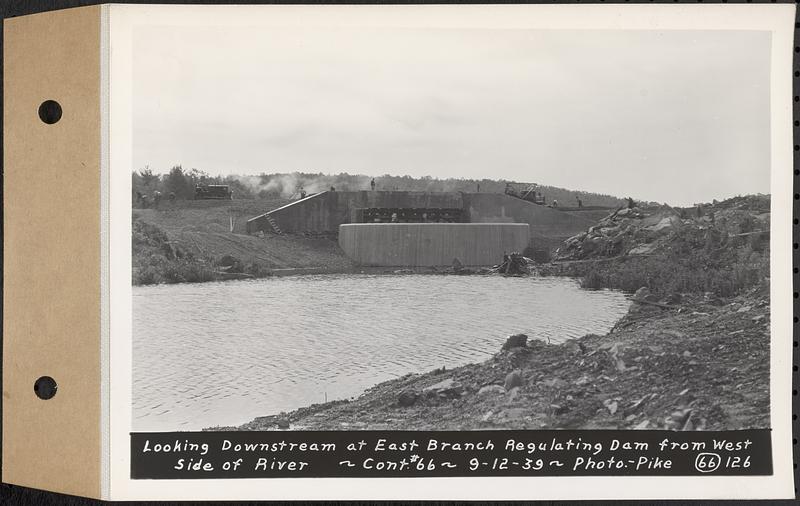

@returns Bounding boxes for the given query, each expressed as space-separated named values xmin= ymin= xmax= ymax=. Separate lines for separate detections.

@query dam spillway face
xmin=338 ymin=223 xmax=530 ymax=267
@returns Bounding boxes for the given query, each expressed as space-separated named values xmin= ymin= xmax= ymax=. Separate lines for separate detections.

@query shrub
xmin=245 ymin=262 xmax=272 ymax=278
xmin=572 ymin=245 xmax=768 ymax=298
xmin=217 ymin=255 xmax=244 ymax=273
xmin=133 ymin=265 xmax=162 ymax=285
xmin=179 ymin=262 xmax=217 ymax=283
xmin=132 ymin=216 xmax=218 ymax=285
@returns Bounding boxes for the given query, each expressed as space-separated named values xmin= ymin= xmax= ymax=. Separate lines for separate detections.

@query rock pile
xmin=501 ymin=334 xmax=528 ymax=351
xmin=555 ymin=196 xmax=770 ymax=262
xmin=422 ymin=378 xmax=464 ymax=400
xmin=555 ymin=206 xmax=681 ymax=260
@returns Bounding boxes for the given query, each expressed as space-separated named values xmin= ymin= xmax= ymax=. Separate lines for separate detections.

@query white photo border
xmin=106 ymin=3 xmax=796 ymax=500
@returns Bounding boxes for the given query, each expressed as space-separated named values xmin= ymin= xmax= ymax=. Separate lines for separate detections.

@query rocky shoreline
xmin=214 ymin=286 xmax=768 ymax=432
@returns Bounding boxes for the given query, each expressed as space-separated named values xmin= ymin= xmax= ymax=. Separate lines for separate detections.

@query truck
xmin=194 ymin=184 xmax=233 ymax=200
xmin=504 ymin=182 xmax=546 ymax=205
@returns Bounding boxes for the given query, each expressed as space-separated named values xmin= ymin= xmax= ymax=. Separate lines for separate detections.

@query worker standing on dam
xmin=370 ymin=178 xmax=376 ymax=191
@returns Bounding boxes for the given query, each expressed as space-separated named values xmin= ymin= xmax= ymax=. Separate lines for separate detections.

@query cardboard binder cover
xmin=3 ymin=5 xmax=103 ymax=499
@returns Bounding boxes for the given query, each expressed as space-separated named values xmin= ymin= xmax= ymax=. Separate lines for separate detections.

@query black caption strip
xmin=131 ymin=430 xmax=771 ymax=479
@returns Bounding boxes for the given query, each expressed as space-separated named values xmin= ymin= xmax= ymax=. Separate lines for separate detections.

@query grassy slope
xmin=132 ymin=199 xmax=356 ymax=285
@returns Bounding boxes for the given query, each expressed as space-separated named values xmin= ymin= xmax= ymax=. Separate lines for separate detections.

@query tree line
xmin=132 ymin=166 xmax=253 ymax=200
xmin=132 ymin=166 xmax=628 ymax=208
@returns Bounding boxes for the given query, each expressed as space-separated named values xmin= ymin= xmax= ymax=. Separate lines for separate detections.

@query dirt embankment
xmin=224 ymin=195 xmax=771 ymax=432
xmin=132 ymin=199 xmax=356 ymax=285
xmin=547 ymin=195 xmax=770 ymax=296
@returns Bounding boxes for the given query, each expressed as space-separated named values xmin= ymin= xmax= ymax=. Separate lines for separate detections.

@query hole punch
xmin=34 ymin=376 xmax=57 ymax=400
xmin=38 ymin=100 xmax=62 ymax=124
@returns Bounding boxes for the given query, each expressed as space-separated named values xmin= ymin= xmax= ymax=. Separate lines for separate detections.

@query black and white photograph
xmin=128 ymin=10 xmax=777 ymax=439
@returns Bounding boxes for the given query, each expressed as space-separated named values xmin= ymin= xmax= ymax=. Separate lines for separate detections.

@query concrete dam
xmin=246 ymin=190 xmax=602 ymax=267
xmin=339 ymin=223 xmax=530 ymax=267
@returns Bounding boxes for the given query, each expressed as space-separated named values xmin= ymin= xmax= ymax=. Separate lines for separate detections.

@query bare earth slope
xmin=133 ymin=199 xmax=355 ymax=284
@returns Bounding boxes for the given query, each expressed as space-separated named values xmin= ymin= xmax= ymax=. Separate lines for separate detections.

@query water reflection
xmin=133 ymin=274 xmax=630 ymax=431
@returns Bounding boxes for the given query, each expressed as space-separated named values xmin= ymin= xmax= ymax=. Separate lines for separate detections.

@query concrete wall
xmin=338 ymin=223 xmax=530 ymax=267
xmin=560 ymin=208 xmax=617 ymax=224
xmin=247 ymin=190 xmax=599 ymax=239
xmin=248 ymin=191 xmax=464 ymax=234
xmin=462 ymin=193 xmax=595 ymax=239
xmin=246 ymin=192 xmax=333 ymax=234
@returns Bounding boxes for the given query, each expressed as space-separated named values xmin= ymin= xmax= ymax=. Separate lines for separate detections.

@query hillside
xmin=131 ymin=185 xmax=620 ymax=285
xmin=133 ymin=168 xmax=628 ymax=208
xmin=132 ymin=199 xmax=356 ymax=285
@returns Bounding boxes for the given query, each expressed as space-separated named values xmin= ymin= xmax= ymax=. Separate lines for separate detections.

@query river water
xmin=133 ymin=274 xmax=630 ymax=431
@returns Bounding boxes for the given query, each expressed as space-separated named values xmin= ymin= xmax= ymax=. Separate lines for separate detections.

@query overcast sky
xmin=132 ymin=27 xmax=770 ymax=205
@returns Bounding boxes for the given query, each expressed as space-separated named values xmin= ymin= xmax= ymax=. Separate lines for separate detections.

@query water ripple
xmin=133 ymin=274 xmax=630 ymax=430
